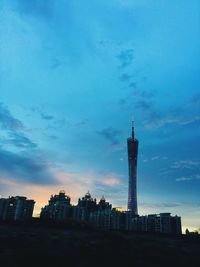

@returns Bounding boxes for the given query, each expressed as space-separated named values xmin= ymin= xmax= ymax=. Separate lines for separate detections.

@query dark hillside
xmin=0 ymin=224 xmax=199 ymax=267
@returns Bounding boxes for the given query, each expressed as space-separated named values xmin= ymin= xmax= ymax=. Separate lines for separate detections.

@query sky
xmin=0 ymin=0 xmax=200 ymax=231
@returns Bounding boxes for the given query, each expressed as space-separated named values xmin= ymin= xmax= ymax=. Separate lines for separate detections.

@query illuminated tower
xmin=127 ymin=119 xmax=139 ymax=215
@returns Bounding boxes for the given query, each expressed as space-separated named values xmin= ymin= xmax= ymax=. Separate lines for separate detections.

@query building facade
xmin=0 ymin=196 xmax=35 ymax=222
xmin=40 ymin=190 xmax=72 ymax=222
xmin=126 ymin=213 xmax=182 ymax=234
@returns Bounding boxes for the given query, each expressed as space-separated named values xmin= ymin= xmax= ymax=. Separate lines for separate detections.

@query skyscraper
xmin=127 ymin=119 xmax=139 ymax=215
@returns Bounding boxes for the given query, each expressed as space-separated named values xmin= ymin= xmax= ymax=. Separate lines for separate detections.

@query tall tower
xmin=127 ymin=119 xmax=139 ymax=215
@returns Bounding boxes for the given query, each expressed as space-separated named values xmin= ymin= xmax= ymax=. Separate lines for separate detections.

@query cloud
xmin=145 ymin=115 xmax=200 ymax=129
xmin=51 ymin=58 xmax=63 ymax=69
xmin=143 ymin=156 xmax=168 ymax=163
xmin=128 ymin=90 xmax=155 ymax=100
xmin=6 ymin=132 xmax=37 ymax=148
xmin=189 ymin=93 xmax=200 ymax=106
xmin=114 ymin=0 xmax=150 ymax=8
xmin=176 ymin=177 xmax=192 ymax=182
xmin=145 ymin=115 xmax=179 ymax=129
xmin=118 ymin=99 xmax=127 ymax=106
xmin=14 ymin=0 xmax=54 ymax=19
xmin=178 ymin=116 xmax=200 ymax=126
xmin=117 ymin=49 xmax=134 ymax=68
xmin=119 ymin=73 xmax=132 ymax=82
xmin=0 ymin=148 xmax=57 ymax=185
xmin=0 ymin=103 xmax=24 ymax=131
xmin=72 ymin=119 xmax=89 ymax=128
xmin=117 ymin=98 xmax=132 ymax=111
xmin=48 ymin=135 xmax=58 ymax=140
xmin=144 ymin=102 xmax=200 ymax=129
xmin=129 ymin=82 xmax=137 ymax=89
xmin=171 ymin=160 xmax=199 ymax=170
xmin=96 ymin=127 xmax=122 ymax=145
xmin=0 ymin=103 xmax=38 ymax=150
xmin=140 ymin=202 xmax=181 ymax=209
xmin=151 ymin=156 xmax=160 ymax=161
xmin=141 ymin=94 xmax=200 ymax=130
xmin=176 ymin=175 xmax=200 ymax=182
xmin=135 ymin=100 xmax=153 ymax=111
xmin=117 ymin=89 xmax=155 ymax=111
xmin=135 ymin=90 xmax=155 ymax=99
xmin=40 ymin=113 xmax=54 ymax=120
xmin=31 ymin=107 xmax=54 ymax=121
xmin=100 ymin=176 xmax=121 ymax=186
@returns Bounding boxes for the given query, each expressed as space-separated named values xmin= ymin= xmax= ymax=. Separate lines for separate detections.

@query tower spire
xmin=132 ymin=116 xmax=135 ymax=139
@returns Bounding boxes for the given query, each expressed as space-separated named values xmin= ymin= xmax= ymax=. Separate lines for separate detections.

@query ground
xmin=0 ymin=223 xmax=199 ymax=267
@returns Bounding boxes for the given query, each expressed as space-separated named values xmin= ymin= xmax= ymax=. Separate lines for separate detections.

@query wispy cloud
xmin=51 ymin=58 xmax=63 ymax=69
xmin=145 ymin=116 xmax=179 ymax=129
xmin=0 ymin=103 xmax=24 ymax=131
xmin=171 ymin=160 xmax=199 ymax=170
xmin=117 ymin=90 xmax=155 ymax=112
xmin=151 ymin=156 xmax=160 ymax=161
xmin=117 ymin=49 xmax=134 ymax=68
xmin=129 ymin=82 xmax=137 ymax=89
xmin=100 ymin=175 xmax=121 ymax=186
xmin=130 ymin=90 xmax=155 ymax=99
xmin=0 ymin=103 xmax=38 ymax=150
xmin=31 ymin=107 xmax=54 ymax=121
xmin=143 ymin=156 xmax=168 ymax=163
xmin=119 ymin=73 xmax=132 ymax=82
xmin=0 ymin=148 xmax=57 ymax=185
xmin=5 ymin=132 xmax=37 ymax=149
xmin=96 ymin=127 xmax=122 ymax=145
xmin=40 ymin=113 xmax=54 ymax=120
xmin=135 ymin=100 xmax=153 ymax=111
xmin=189 ymin=93 xmax=200 ymax=106
xmin=145 ymin=114 xmax=200 ymax=129
xmin=143 ymin=99 xmax=200 ymax=130
xmin=14 ymin=0 xmax=54 ymax=19
xmin=179 ymin=116 xmax=200 ymax=126
xmin=140 ymin=202 xmax=181 ymax=209
xmin=176 ymin=175 xmax=200 ymax=182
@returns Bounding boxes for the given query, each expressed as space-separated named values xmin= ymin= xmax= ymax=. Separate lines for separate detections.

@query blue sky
xmin=0 ymin=0 xmax=200 ymax=230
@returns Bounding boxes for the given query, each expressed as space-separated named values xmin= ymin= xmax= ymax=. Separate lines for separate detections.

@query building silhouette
xmin=128 ymin=213 xmax=182 ymax=234
xmin=127 ymin=119 xmax=139 ymax=215
xmin=39 ymin=190 xmax=182 ymax=234
xmin=73 ymin=191 xmax=97 ymax=222
xmin=89 ymin=196 xmax=112 ymax=230
xmin=0 ymin=196 xmax=35 ymax=222
xmin=40 ymin=190 xmax=72 ymax=221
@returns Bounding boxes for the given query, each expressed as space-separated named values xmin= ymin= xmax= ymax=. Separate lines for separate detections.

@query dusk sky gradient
xmin=0 ymin=0 xmax=200 ymax=230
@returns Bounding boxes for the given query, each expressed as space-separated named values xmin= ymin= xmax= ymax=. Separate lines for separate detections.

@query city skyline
xmin=0 ymin=0 xmax=200 ymax=231
xmin=0 ymin=190 xmax=182 ymax=235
